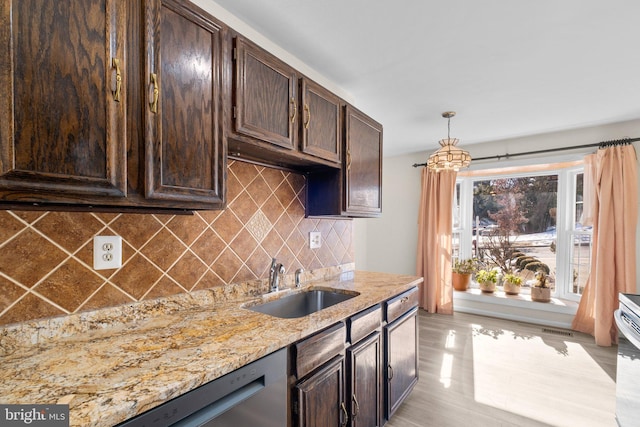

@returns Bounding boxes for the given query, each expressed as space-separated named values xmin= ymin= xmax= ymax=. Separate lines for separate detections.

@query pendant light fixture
xmin=427 ymin=111 xmax=471 ymax=171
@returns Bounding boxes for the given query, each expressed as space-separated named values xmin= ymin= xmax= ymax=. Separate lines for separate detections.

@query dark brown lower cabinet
xmin=384 ymin=307 xmax=419 ymax=420
xmin=348 ymin=331 xmax=382 ymax=427
xmin=295 ymin=355 xmax=347 ymax=427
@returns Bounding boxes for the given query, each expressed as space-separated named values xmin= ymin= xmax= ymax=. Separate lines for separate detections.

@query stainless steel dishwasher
xmin=117 ymin=349 xmax=287 ymax=427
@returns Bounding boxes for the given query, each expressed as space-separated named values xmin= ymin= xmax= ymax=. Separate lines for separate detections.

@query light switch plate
xmin=309 ymin=231 xmax=321 ymax=249
xmin=93 ymin=236 xmax=122 ymax=270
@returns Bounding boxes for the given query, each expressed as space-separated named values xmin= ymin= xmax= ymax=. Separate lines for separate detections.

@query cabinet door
xmin=234 ymin=37 xmax=297 ymax=150
xmin=344 ymin=105 xmax=383 ymax=217
xmin=348 ymin=332 xmax=382 ymax=427
xmin=144 ymin=0 xmax=225 ymax=205
xmin=0 ymin=0 xmax=127 ymax=200
xmin=295 ymin=356 xmax=348 ymax=427
xmin=384 ymin=308 xmax=418 ymax=419
xmin=301 ymin=78 xmax=341 ymax=163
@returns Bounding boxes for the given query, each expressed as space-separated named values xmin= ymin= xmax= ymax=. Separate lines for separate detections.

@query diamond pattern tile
xmin=0 ymin=229 xmax=68 ymax=288
xmin=145 ymin=276 xmax=187 ymax=300
xmin=33 ymin=259 xmax=104 ymax=312
xmin=246 ymin=210 xmax=272 ymax=242
xmin=0 ymin=160 xmax=354 ymax=326
xmin=33 ymin=212 xmax=103 ymax=253
xmin=0 ymin=277 xmax=27 ymax=314
xmin=166 ymin=215 xmax=208 ymax=246
xmin=0 ymin=293 xmax=64 ymax=324
xmin=0 ymin=211 xmax=26 ymax=242
xmin=141 ymin=228 xmax=187 ymax=271
xmin=111 ymin=254 xmax=163 ymax=300
xmin=261 ymin=168 xmax=286 ymax=191
xmin=168 ymin=252 xmax=208 ymax=290
xmin=212 ymin=210 xmax=243 ymax=244
xmin=190 ymin=229 xmax=226 ymax=266
xmin=246 ymin=175 xmax=271 ymax=207
xmin=80 ymin=284 xmax=133 ymax=312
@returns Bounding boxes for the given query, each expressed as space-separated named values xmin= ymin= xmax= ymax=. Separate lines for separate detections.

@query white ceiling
xmin=211 ymin=0 xmax=640 ymax=157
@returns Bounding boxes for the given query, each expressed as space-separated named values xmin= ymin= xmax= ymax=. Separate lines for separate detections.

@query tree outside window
xmin=473 ymin=175 xmax=558 ymax=290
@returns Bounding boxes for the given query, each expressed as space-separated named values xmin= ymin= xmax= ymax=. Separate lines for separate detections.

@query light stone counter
xmin=0 ymin=270 xmax=422 ymax=427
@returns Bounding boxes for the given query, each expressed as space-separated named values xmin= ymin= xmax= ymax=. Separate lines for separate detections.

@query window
xmin=453 ymin=163 xmax=590 ymax=301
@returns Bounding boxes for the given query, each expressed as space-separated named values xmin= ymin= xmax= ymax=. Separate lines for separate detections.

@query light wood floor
xmin=386 ymin=310 xmax=618 ymax=427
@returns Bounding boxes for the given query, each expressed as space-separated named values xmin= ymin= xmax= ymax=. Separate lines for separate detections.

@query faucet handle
xmin=295 ymin=268 xmax=304 ymax=287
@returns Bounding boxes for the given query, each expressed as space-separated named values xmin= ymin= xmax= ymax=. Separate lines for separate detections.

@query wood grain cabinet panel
xmin=233 ymin=37 xmax=297 ymax=150
xmin=295 ymin=356 xmax=347 ymax=427
xmin=348 ymin=332 xmax=382 ymax=427
xmin=144 ymin=0 xmax=225 ymax=206
xmin=300 ymin=78 xmax=341 ymax=163
xmin=344 ymin=105 xmax=383 ymax=217
xmin=0 ymin=0 xmax=127 ymax=201
xmin=384 ymin=307 xmax=418 ymax=420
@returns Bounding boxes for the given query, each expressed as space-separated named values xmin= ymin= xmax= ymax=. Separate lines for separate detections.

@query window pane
xmin=472 ymin=175 xmax=558 ymax=293
xmin=570 ymin=173 xmax=591 ymax=296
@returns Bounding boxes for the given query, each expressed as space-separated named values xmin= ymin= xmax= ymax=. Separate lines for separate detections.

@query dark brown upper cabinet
xmin=344 ymin=105 xmax=383 ymax=216
xmin=306 ymin=105 xmax=383 ymax=218
xmin=300 ymin=78 xmax=342 ymax=164
xmin=233 ymin=36 xmax=297 ymax=151
xmin=0 ymin=0 xmax=127 ymax=202
xmin=230 ymin=36 xmax=342 ymax=169
xmin=143 ymin=0 xmax=226 ymax=206
xmin=0 ymin=0 xmax=227 ymax=211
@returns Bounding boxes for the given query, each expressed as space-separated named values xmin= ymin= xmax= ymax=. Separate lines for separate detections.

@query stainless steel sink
xmin=246 ymin=289 xmax=359 ymax=318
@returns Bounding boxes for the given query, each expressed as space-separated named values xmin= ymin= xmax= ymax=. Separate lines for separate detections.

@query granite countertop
xmin=0 ymin=270 xmax=422 ymax=427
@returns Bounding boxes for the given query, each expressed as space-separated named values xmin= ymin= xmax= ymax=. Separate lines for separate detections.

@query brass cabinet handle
xmin=289 ymin=97 xmax=297 ymax=123
xmin=346 ymin=149 xmax=352 ymax=171
xmin=340 ymin=402 xmax=349 ymax=426
xmin=303 ymin=103 xmax=311 ymax=129
xmin=352 ymin=394 xmax=360 ymax=419
xmin=388 ymin=364 xmax=394 ymax=380
xmin=150 ymin=73 xmax=159 ymax=114
xmin=112 ymin=58 xmax=122 ymax=102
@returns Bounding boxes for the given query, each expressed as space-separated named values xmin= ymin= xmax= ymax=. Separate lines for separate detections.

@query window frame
xmin=454 ymin=161 xmax=587 ymax=301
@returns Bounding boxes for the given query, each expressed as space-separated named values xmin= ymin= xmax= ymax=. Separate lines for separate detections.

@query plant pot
xmin=531 ymin=287 xmax=551 ymax=302
xmin=479 ymin=281 xmax=496 ymax=293
xmin=503 ymin=281 xmax=521 ymax=295
xmin=452 ymin=272 xmax=472 ymax=291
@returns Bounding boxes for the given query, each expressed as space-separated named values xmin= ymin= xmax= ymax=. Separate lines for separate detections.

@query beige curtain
xmin=572 ymin=144 xmax=638 ymax=346
xmin=416 ymin=167 xmax=456 ymax=314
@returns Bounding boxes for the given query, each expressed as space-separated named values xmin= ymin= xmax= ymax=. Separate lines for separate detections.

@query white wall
xmin=355 ymin=155 xmax=422 ymax=274
xmin=192 ymin=0 xmax=353 ymax=102
xmin=357 ymin=119 xmax=640 ymax=288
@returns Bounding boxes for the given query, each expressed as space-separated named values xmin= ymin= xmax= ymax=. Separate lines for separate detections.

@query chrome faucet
xmin=269 ymin=258 xmax=285 ymax=292
xmin=295 ymin=268 xmax=304 ymax=288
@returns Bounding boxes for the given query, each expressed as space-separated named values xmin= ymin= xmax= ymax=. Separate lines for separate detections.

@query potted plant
xmin=502 ymin=273 xmax=522 ymax=295
xmin=476 ymin=269 xmax=498 ymax=293
xmin=452 ymin=258 xmax=477 ymax=291
xmin=531 ymin=270 xmax=551 ymax=302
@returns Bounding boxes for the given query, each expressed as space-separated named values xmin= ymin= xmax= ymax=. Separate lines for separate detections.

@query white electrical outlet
xmin=309 ymin=231 xmax=321 ymax=249
xmin=93 ymin=236 xmax=122 ymax=270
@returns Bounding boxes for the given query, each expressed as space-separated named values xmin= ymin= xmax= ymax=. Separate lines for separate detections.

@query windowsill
xmin=453 ymin=288 xmax=578 ymax=329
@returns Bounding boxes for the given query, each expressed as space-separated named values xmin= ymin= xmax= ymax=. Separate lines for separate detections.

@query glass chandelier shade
xmin=427 ymin=112 xmax=471 ymax=172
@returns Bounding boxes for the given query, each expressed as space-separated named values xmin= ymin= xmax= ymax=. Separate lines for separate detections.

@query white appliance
xmin=614 ymin=293 xmax=640 ymax=427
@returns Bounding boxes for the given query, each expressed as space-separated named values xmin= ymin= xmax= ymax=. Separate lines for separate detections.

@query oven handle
xmin=615 ymin=309 xmax=640 ymax=349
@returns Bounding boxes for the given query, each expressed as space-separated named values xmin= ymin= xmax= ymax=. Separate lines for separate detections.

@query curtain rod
xmin=411 ymin=137 xmax=640 ymax=167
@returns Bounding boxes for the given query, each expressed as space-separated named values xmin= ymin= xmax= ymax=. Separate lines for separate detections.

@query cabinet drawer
xmin=348 ymin=304 xmax=381 ymax=344
xmin=385 ymin=287 xmax=418 ymax=324
xmin=294 ymin=322 xmax=346 ymax=379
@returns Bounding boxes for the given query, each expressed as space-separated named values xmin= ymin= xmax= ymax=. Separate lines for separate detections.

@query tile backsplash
xmin=0 ymin=160 xmax=354 ymax=326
